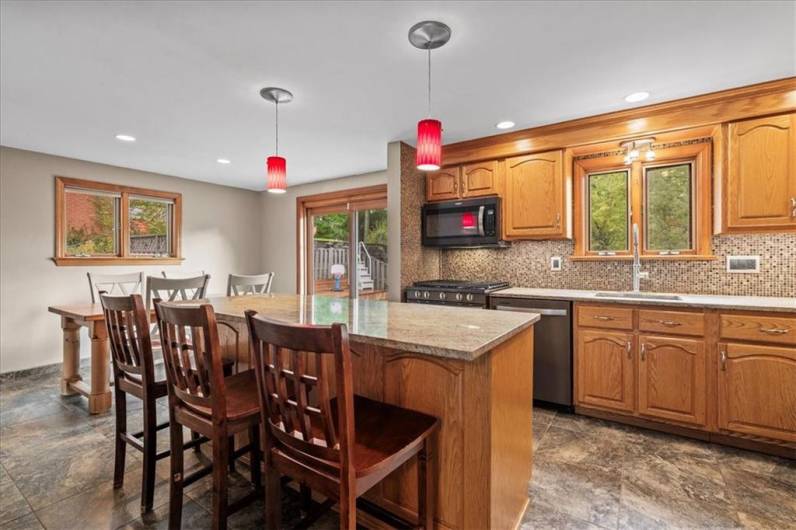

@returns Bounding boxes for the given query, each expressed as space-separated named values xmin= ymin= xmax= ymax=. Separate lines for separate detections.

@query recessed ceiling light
xmin=115 ymin=134 xmax=136 ymax=142
xmin=216 ymin=158 xmax=231 ymax=164
xmin=624 ymin=91 xmax=650 ymax=103
xmin=496 ymin=121 xmax=516 ymax=130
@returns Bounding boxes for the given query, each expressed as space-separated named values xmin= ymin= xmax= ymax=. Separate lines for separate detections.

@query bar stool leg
xmin=113 ymin=388 xmax=127 ymax=489
xmin=264 ymin=465 xmax=281 ymax=530
xmin=168 ymin=416 xmax=184 ymax=530
xmin=212 ymin=433 xmax=230 ymax=530
xmin=141 ymin=396 xmax=157 ymax=513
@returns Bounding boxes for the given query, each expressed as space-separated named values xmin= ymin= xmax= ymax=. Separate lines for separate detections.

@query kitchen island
xmin=210 ymin=293 xmax=538 ymax=530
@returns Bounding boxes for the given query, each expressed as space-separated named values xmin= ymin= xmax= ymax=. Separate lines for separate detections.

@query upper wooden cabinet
xmin=504 ymin=150 xmax=567 ymax=239
xmin=425 ymin=162 xmax=501 ymax=202
xmin=724 ymin=113 xmax=796 ymax=232
xmin=426 ymin=167 xmax=461 ymax=202
xmin=461 ymin=160 xmax=500 ymax=198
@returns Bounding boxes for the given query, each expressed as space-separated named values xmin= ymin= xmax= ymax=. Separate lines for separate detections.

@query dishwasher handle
xmin=494 ymin=305 xmax=568 ymax=316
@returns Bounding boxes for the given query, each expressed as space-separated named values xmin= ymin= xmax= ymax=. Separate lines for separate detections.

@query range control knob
xmin=414 ymin=290 xmax=421 ymax=298
xmin=422 ymin=291 xmax=430 ymax=299
xmin=465 ymin=293 xmax=474 ymax=302
xmin=439 ymin=292 xmax=447 ymax=300
xmin=455 ymin=293 xmax=463 ymax=301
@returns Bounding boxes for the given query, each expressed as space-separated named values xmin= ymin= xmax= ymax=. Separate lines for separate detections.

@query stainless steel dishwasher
xmin=489 ymin=296 xmax=573 ymax=409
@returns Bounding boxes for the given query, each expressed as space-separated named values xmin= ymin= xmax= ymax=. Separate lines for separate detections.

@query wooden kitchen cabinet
xmin=426 ymin=161 xmax=501 ymax=202
xmin=461 ymin=160 xmax=501 ymax=198
xmin=725 ymin=112 xmax=796 ymax=232
xmin=426 ymin=167 xmax=461 ymax=202
xmin=504 ymin=150 xmax=566 ymax=239
xmin=575 ymin=329 xmax=635 ymax=413
xmin=638 ymin=335 xmax=707 ymax=427
xmin=717 ymin=342 xmax=796 ymax=443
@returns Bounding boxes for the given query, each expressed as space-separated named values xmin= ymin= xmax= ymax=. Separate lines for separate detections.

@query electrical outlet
xmin=550 ymin=256 xmax=562 ymax=271
xmin=726 ymin=255 xmax=760 ymax=273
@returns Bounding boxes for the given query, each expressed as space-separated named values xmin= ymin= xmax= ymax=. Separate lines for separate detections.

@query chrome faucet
xmin=631 ymin=223 xmax=649 ymax=292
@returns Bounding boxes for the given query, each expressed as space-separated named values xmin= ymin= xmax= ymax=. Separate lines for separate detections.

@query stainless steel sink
xmin=595 ymin=292 xmax=682 ymax=301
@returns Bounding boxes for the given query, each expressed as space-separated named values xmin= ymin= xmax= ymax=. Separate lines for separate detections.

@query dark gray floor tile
xmin=34 ymin=466 xmax=171 ymax=530
xmin=0 ymin=513 xmax=43 ymax=530
xmin=0 ymin=466 xmax=31 ymax=525
xmin=116 ymin=497 xmax=208 ymax=530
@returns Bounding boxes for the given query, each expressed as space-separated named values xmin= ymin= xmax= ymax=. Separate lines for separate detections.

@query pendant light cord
xmin=274 ymin=101 xmax=279 ymax=155
xmin=427 ymin=47 xmax=432 ymax=117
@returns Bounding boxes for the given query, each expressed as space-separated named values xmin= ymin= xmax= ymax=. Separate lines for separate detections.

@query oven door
xmin=421 ymin=197 xmax=501 ymax=247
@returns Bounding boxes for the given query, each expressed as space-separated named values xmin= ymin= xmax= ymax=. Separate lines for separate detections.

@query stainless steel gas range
xmin=403 ymin=279 xmax=510 ymax=308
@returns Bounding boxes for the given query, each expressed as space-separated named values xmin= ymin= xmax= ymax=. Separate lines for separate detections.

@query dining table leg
xmin=60 ymin=317 xmax=82 ymax=396
xmin=88 ymin=320 xmax=112 ymax=414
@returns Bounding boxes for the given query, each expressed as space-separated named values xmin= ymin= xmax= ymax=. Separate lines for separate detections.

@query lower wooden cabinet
xmin=576 ymin=329 xmax=635 ymax=413
xmin=638 ymin=335 xmax=707 ymax=427
xmin=717 ymin=342 xmax=796 ymax=443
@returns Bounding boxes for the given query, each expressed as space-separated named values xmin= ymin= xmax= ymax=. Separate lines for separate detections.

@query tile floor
xmin=1 ymin=367 xmax=794 ymax=529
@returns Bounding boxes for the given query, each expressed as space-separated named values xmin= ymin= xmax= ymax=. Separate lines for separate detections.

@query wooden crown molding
xmin=442 ymin=77 xmax=796 ymax=166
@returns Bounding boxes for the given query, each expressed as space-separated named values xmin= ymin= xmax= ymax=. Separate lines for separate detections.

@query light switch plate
xmin=726 ymin=255 xmax=760 ymax=273
xmin=550 ymin=256 xmax=562 ymax=271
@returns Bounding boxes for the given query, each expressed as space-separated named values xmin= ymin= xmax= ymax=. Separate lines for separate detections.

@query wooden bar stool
xmin=99 ymin=293 xmax=207 ymax=514
xmin=245 ymin=311 xmax=440 ymax=530
xmin=154 ymin=300 xmax=262 ymax=530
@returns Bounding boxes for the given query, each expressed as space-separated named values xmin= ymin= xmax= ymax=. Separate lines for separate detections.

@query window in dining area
xmin=54 ymin=176 xmax=182 ymax=265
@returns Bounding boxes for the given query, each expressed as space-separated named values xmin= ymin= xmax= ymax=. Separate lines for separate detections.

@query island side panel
xmin=489 ymin=326 xmax=534 ymax=529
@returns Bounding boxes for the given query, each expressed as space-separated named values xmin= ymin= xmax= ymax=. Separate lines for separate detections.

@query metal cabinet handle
xmin=655 ymin=319 xmax=682 ymax=327
xmin=641 ymin=343 xmax=647 ymax=361
xmin=495 ymin=305 xmax=568 ymax=316
xmin=720 ymin=349 xmax=727 ymax=371
xmin=593 ymin=315 xmax=615 ymax=321
xmin=555 ymin=212 xmax=561 ymax=227
xmin=791 ymin=197 xmax=796 ymax=218
xmin=760 ymin=327 xmax=789 ymax=335
xmin=626 ymin=340 xmax=632 ymax=359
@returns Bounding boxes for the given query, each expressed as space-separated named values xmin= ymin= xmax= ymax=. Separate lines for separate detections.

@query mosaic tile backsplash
xmin=440 ymin=233 xmax=796 ymax=297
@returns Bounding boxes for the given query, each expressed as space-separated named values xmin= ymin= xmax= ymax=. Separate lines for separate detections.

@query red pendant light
xmin=416 ymin=118 xmax=442 ymax=171
xmin=409 ymin=21 xmax=451 ymax=172
xmin=266 ymin=156 xmax=286 ymax=193
xmin=260 ymin=87 xmax=293 ymax=194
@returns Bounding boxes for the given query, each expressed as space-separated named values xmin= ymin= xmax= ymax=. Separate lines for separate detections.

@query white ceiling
xmin=1 ymin=1 xmax=794 ymax=191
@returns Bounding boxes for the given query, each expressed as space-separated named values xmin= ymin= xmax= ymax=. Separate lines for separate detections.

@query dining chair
xmin=88 ymin=272 xmax=144 ymax=303
xmin=155 ymin=300 xmax=262 ymax=530
xmin=149 ymin=274 xmax=209 ymax=308
xmin=245 ymin=311 xmax=440 ymax=530
xmin=226 ymin=273 xmax=275 ymax=296
xmin=99 ymin=293 xmax=207 ymax=514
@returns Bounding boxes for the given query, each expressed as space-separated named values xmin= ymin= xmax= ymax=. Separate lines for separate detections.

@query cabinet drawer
xmin=639 ymin=309 xmax=705 ymax=336
xmin=577 ymin=305 xmax=633 ymax=330
xmin=720 ymin=313 xmax=796 ymax=346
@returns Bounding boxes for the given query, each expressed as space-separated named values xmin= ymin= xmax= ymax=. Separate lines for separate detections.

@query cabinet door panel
xmin=461 ymin=160 xmax=500 ymax=198
xmin=717 ymin=342 xmax=796 ymax=443
xmin=426 ymin=168 xmax=460 ymax=202
xmin=576 ymin=329 xmax=635 ymax=413
xmin=504 ymin=150 xmax=565 ymax=238
xmin=727 ymin=113 xmax=796 ymax=231
xmin=638 ymin=335 xmax=707 ymax=427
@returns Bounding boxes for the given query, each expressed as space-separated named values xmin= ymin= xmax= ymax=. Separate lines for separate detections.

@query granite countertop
xmin=204 ymin=294 xmax=538 ymax=361
xmin=492 ymin=287 xmax=796 ymax=313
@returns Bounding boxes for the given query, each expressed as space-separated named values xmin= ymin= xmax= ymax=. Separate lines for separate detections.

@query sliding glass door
xmin=299 ymin=186 xmax=387 ymax=299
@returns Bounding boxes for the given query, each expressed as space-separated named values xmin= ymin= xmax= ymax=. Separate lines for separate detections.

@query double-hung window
xmin=55 ymin=176 xmax=182 ymax=265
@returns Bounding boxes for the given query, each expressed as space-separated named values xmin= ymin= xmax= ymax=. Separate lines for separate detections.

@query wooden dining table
xmin=48 ymin=301 xmax=246 ymax=414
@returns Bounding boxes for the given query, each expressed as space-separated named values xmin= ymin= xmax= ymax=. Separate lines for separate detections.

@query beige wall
xmin=0 ymin=147 xmax=263 ymax=373
xmin=260 ymin=170 xmax=387 ymax=294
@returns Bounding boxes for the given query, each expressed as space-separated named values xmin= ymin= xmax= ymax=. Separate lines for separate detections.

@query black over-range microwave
xmin=421 ymin=196 xmax=503 ymax=248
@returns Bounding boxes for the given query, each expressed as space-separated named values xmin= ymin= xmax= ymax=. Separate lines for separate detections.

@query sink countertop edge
xmin=492 ymin=288 xmax=796 ymax=313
